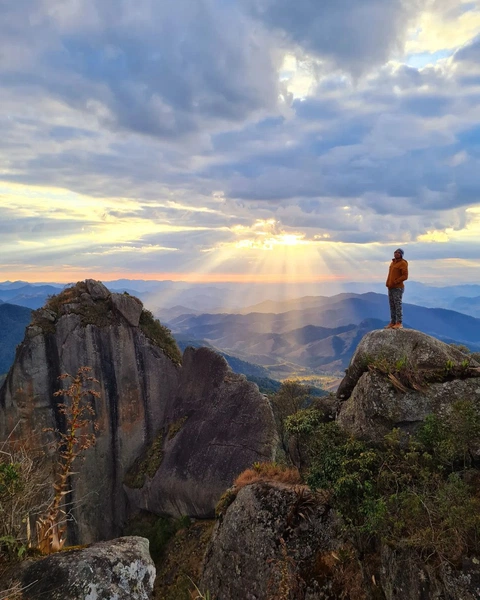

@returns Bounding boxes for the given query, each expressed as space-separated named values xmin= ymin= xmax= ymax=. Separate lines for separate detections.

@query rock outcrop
xmin=380 ymin=546 xmax=480 ymax=600
xmin=337 ymin=328 xmax=480 ymax=440
xmin=201 ymin=482 xmax=338 ymax=600
xmin=200 ymin=481 xmax=480 ymax=600
xmin=125 ymin=346 xmax=277 ymax=518
xmin=0 ymin=281 xmax=277 ymax=543
xmin=19 ymin=536 xmax=155 ymax=600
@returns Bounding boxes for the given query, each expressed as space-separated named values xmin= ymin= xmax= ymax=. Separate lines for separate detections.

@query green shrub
xmin=270 ymin=381 xmax=319 ymax=460
xmin=416 ymin=399 xmax=480 ymax=468
xmin=303 ymin=403 xmax=480 ymax=563
xmin=0 ymin=445 xmax=50 ymax=561
xmin=284 ymin=408 xmax=328 ymax=469
xmin=124 ymin=513 xmax=192 ymax=563
xmin=139 ymin=310 xmax=182 ymax=365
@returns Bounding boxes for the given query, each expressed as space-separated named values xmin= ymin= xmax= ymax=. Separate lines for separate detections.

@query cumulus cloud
xmin=0 ymin=0 xmax=281 ymax=139
xmin=246 ymin=0 xmax=423 ymax=73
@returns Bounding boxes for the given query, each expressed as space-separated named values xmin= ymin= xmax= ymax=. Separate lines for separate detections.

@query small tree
xmin=36 ymin=367 xmax=99 ymax=554
xmin=270 ymin=380 xmax=313 ymax=458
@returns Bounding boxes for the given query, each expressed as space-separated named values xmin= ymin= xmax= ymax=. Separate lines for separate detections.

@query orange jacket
xmin=386 ymin=258 xmax=408 ymax=289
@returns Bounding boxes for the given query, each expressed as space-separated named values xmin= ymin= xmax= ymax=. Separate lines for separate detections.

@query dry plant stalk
xmin=36 ymin=367 xmax=99 ymax=555
xmin=0 ymin=435 xmax=51 ymax=560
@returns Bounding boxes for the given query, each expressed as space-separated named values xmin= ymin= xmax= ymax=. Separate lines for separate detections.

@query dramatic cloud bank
xmin=1 ymin=0 xmax=480 ymax=285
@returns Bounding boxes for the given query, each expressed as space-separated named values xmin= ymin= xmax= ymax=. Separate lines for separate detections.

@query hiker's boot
xmin=392 ymin=323 xmax=403 ymax=329
xmin=384 ymin=323 xmax=395 ymax=329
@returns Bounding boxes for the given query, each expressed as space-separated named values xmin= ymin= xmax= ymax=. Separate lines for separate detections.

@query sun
xmin=275 ymin=234 xmax=306 ymax=246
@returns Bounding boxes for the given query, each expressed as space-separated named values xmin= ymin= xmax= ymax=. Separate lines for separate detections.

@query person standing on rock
xmin=385 ymin=248 xmax=408 ymax=329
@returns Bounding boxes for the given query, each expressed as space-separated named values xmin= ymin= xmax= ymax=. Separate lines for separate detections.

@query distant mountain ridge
xmin=169 ymin=292 xmax=480 ymax=343
xmin=0 ymin=284 xmax=64 ymax=309
xmin=0 ymin=303 xmax=32 ymax=374
xmin=167 ymin=292 xmax=480 ymax=373
xmin=3 ymin=282 xmax=480 ymax=378
xmin=4 ymin=279 xmax=480 ymax=316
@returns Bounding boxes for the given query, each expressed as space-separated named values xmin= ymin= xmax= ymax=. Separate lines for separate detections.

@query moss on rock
xmin=215 ymin=488 xmax=237 ymax=519
xmin=32 ymin=281 xmax=115 ymax=332
xmin=167 ymin=416 xmax=188 ymax=441
xmin=124 ymin=432 xmax=165 ymax=489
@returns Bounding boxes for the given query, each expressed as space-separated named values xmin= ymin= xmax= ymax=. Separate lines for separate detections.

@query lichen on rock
xmin=20 ymin=536 xmax=155 ymax=600
xmin=336 ymin=329 xmax=480 ymax=441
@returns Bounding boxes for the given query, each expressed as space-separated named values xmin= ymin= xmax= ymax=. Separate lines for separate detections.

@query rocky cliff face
xmin=125 ymin=345 xmax=277 ymax=518
xmin=0 ymin=280 xmax=277 ymax=543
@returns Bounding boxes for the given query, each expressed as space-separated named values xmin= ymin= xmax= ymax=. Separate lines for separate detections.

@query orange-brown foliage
xmin=234 ymin=462 xmax=301 ymax=489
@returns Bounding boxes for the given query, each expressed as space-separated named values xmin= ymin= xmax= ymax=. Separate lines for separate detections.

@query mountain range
xmin=4 ymin=279 xmax=480 ymax=317
xmin=2 ymin=282 xmax=480 ymax=380
xmin=167 ymin=292 xmax=480 ymax=373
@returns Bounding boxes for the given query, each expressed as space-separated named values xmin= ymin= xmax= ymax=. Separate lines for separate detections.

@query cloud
xmin=0 ymin=0 xmax=281 ymax=139
xmin=1 ymin=0 xmax=480 ymax=284
xmin=246 ymin=0 xmax=423 ymax=73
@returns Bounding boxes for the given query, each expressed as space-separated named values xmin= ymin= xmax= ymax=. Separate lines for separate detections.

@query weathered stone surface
xmin=336 ymin=328 xmax=480 ymax=440
xmin=111 ymin=292 xmax=143 ymax=327
xmin=85 ymin=279 xmax=110 ymax=300
xmin=200 ymin=482 xmax=480 ymax=600
xmin=380 ymin=546 xmax=480 ymax=600
xmin=124 ymin=347 xmax=278 ymax=518
xmin=201 ymin=482 xmax=338 ymax=600
xmin=0 ymin=308 xmax=180 ymax=543
xmin=338 ymin=371 xmax=480 ymax=440
xmin=21 ymin=536 xmax=155 ymax=600
xmin=337 ymin=329 xmax=478 ymax=401
xmin=40 ymin=308 xmax=57 ymax=322
xmin=0 ymin=281 xmax=277 ymax=543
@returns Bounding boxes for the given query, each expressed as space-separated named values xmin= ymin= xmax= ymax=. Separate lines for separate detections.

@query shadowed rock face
xmin=336 ymin=328 xmax=480 ymax=441
xmin=0 ymin=280 xmax=277 ymax=543
xmin=125 ymin=346 xmax=278 ymax=518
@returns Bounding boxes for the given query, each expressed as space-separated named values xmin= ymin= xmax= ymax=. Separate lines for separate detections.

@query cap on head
xmin=395 ymin=248 xmax=404 ymax=257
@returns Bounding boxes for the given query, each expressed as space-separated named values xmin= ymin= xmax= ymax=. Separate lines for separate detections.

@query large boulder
xmin=337 ymin=329 xmax=480 ymax=440
xmin=124 ymin=347 xmax=278 ymax=518
xmin=19 ymin=536 xmax=155 ymax=600
xmin=200 ymin=482 xmax=480 ymax=600
xmin=111 ymin=292 xmax=143 ymax=327
xmin=201 ymin=482 xmax=339 ymax=600
xmin=337 ymin=329 xmax=478 ymax=401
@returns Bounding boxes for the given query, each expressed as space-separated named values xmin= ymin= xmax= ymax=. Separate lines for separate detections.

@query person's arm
xmin=395 ymin=262 xmax=408 ymax=284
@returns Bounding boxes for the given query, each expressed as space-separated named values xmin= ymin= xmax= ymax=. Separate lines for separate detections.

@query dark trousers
xmin=388 ymin=288 xmax=404 ymax=324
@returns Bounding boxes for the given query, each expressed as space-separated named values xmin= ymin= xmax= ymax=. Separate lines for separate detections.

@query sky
xmin=1 ymin=0 xmax=480 ymax=290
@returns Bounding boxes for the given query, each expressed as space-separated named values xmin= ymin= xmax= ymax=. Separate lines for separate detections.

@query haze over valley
xmin=2 ymin=279 xmax=480 ymax=388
